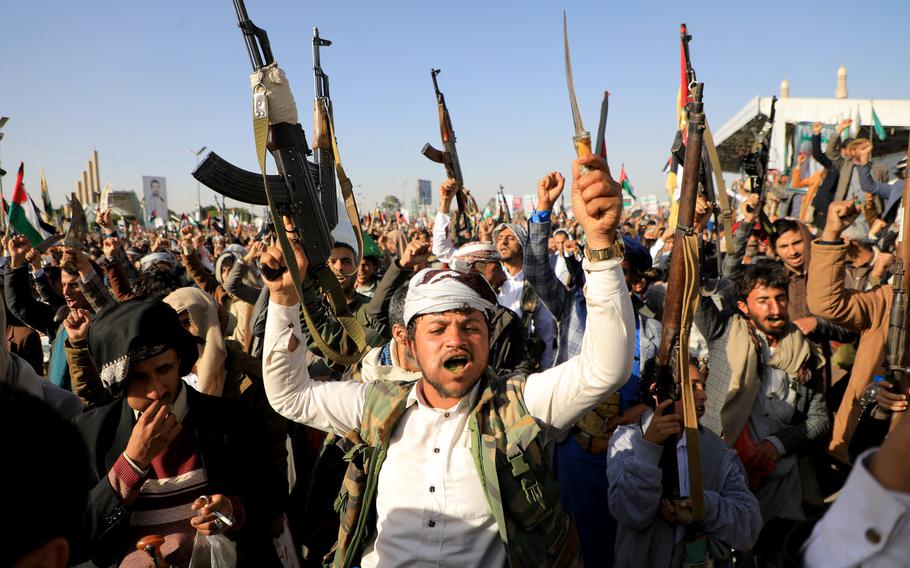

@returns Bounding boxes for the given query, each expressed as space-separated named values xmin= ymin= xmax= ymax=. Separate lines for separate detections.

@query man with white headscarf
xmin=261 ymin=155 xmax=634 ymax=567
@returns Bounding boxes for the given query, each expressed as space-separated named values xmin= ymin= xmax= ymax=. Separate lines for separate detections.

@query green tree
xmin=381 ymin=195 xmax=402 ymax=211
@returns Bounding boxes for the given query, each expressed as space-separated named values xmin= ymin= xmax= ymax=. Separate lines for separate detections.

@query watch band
xmin=584 ymin=236 xmax=625 ymax=262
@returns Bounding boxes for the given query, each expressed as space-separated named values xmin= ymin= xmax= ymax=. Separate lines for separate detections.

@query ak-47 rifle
xmin=193 ymin=0 xmax=366 ymax=366
xmin=741 ymin=96 xmax=779 ymax=236
xmin=653 ymin=74 xmax=706 ymax=521
xmin=312 ymin=26 xmax=339 ymax=231
xmin=498 ymin=185 xmax=511 ymax=223
xmin=422 ymin=69 xmax=478 ymax=239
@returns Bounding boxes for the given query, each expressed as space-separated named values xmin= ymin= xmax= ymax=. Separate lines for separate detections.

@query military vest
xmin=326 ymin=369 xmax=580 ymax=568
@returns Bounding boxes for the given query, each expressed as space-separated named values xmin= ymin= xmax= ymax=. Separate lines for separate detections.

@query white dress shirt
xmin=803 ymin=449 xmax=910 ymax=567
xmin=432 ymin=211 xmax=456 ymax=265
xmin=262 ymin=258 xmax=635 ymax=567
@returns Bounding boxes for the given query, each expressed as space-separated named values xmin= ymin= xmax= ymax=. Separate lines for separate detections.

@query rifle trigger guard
xmin=677 ymin=224 xmax=695 ymax=237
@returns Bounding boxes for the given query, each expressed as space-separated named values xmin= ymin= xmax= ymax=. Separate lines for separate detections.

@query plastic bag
xmin=188 ymin=532 xmax=237 ymax=568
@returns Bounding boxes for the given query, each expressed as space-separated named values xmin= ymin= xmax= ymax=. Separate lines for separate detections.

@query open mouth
xmin=443 ymin=355 xmax=470 ymax=373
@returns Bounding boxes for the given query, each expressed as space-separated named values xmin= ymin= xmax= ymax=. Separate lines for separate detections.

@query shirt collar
xmin=407 ymin=378 xmax=482 ymax=413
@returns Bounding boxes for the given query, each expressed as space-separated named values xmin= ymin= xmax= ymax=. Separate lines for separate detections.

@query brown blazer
xmin=807 ymin=241 xmax=891 ymax=463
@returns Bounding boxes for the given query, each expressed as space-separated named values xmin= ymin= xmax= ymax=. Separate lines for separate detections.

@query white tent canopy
xmin=713 ymin=96 xmax=910 ymax=173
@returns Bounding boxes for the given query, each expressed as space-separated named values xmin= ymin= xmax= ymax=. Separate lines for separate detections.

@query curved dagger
xmin=563 ymin=11 xmax=592 ymax=174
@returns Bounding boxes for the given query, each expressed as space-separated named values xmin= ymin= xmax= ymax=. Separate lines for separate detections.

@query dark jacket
xmin=71 ymin=386 xmax=277 ymax=567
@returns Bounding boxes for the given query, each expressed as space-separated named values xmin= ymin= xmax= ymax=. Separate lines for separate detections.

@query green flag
xmin=872 ymin=106 xmax=887 ymax=141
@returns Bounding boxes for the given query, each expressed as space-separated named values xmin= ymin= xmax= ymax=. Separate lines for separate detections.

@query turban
xmin=450 ymin=242 xmax=500 ymax=273
xmin=403 ymin=268 xmax=497 ymax=327
xmin=139 ymin=251 xmax=178 ymax=272
xmin=492 ymin=223 xmax=528 ymax=250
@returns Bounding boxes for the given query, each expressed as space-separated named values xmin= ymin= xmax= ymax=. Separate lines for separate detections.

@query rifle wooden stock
xmin=655 ymin=82 xmax=705 ymax=519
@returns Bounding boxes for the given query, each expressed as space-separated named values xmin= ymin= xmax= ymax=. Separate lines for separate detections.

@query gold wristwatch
xmin=583 ymin=236 xmax=625 ymax=262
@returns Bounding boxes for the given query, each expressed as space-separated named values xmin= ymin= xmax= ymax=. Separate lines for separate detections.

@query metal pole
xmin=0 ymin=117 xmax=8 ymax=232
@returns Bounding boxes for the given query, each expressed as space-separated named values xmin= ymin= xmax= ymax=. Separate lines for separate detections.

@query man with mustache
xmin=695 ymin=260 xmax=830 ymax=566
xmin=261 ymin=155 xmax=635 ymax=567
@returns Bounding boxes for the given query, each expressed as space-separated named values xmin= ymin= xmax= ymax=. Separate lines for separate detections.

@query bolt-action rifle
xmin=652 ymin=34 xmax=707 ymax=524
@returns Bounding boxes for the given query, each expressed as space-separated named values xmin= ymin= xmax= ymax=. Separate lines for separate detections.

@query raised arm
xmin=522 ymin=156 xmax=635 ymax=432
xmin=807 ymin=201 xmax=890 ymax=331
xmin=260 ymin=235 xmax=367 ymax=436
xmin=524 ymin=172 xmax=575 ymax=320
xmin=431 ymin=179 xmax=459 ymax=264
xmin=223 ymin=256 xmax=263 ymax=305
xmin=811 ymin=125 xmax=833 ymax=170
xmin=4 ymin=237 xmax=56 ymax=337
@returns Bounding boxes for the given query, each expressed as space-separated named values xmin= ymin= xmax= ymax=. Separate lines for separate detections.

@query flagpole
xmin=870 ymin=99 xmax=875 ymax=154
xmin=0 ymin=116 xmax=8 ymax=234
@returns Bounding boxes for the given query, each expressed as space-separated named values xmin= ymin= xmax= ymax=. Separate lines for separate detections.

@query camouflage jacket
xmin=326 ymin=369 xmax=580 ymax=568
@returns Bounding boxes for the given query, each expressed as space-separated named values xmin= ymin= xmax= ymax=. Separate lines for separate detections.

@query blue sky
xmin=1 ymin=0 xmax=907 ymax=215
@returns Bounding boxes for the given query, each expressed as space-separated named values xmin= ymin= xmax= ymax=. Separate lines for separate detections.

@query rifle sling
xmin=253 ymin=81 xmax=368 ymax=366
xmin=678 ymin=233 xmax=704 ymax=520
xmin=703 ymin=121 xmax=735 ymax=254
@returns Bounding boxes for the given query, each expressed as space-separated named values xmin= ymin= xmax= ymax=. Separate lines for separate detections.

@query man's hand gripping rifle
xmin=194 ymin=0 xmax=366 ymax=365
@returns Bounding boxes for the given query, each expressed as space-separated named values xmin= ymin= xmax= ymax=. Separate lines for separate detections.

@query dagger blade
xmin=563 ymin=11 xmax=586 ymax=137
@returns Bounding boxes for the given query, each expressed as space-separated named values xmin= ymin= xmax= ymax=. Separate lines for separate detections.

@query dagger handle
xmin=573 ymin=133 xmax=593 ymax=175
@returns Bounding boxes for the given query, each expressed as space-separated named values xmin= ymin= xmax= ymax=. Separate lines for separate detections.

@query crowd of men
xmin=2 ymin=122 xmax=910 ymax=568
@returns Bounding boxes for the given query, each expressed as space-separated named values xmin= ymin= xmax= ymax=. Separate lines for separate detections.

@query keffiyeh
xmin=492 ymin=223 xmax=528 ymax=250
xmin=139 ymin=251 xmax=178 ymax=272
xmin=403 ymin=268 xmax=497 ymax=327
xmin=450 ymin=242 xmax=500 ymax=273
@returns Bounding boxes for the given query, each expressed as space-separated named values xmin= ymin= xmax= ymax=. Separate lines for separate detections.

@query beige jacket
xmin=807 ymin=241 xmax=891 ymax=463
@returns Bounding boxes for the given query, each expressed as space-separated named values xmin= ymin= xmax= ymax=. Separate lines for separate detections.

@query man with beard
xmin=695 ymin=261 xmax=830 ymax=566
xmin=262 ymin=154 xmax=635 ymax=567
xmin=494 ymin=220 xmax=555 ymax=370
xmin=4 ymin=236 xmax=114 ymax=393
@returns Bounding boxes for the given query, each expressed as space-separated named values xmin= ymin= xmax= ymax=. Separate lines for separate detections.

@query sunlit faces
xmin=406 ymin=309 xmax=490 ymax=405
xmin=61 ymin=270 xmax=89 ymax=311
xmin=496 ymin=228 xmax=522 ymax=263
xmin=737 ymin=285 xmax=789 ymax=338
xmin=329 ymin=245 xmax=357 ymax=293
xmin=774 ymin=229 xmax=805 ymax=271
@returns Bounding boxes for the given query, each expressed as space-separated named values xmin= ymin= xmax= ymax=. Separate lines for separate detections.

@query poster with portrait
xmin=142 ymin=176 xmax=168 ymax=225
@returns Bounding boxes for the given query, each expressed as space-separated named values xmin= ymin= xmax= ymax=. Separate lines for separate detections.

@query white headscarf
xmin=403 ymin=268 xmax=497 ymax=327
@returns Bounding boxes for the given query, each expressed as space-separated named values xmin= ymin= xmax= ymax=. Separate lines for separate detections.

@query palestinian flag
xmin=619 ymin=165 xmax=637 ymax=200
xmin=8 ymin=163 xmax=54 ymax=245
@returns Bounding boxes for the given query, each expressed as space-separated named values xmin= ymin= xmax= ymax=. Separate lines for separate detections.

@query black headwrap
xmin=87 ymin=297 xmax=200 ymax=396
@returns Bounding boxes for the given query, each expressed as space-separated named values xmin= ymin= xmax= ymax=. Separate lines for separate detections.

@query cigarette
xmin=213 ymin=510 xmax=234 ymax=528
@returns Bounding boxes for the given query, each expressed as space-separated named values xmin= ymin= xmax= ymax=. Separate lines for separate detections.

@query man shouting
xmin=261 ymin=155 xmax=635 ymax=567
